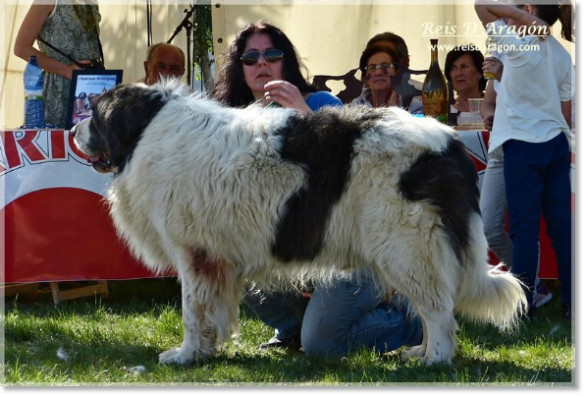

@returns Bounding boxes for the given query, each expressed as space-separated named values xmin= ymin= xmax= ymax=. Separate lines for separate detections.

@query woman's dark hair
xmin=358 ymin=44 xmax=400 ymax=81
xmin=212 ymin=21 xmax=316 ymax=107
xmin=366 ymin=32 xmax=409 ymax=65
xmin=530 ymin=2 xmax=574 ymax=42
xmin=444 ymin=45 xmax=486 ymax=91
xmin=558 ymin=3 xmax=574 ymax=42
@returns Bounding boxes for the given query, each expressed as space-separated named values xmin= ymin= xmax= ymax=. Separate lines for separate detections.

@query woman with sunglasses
xmin=352 ymin=44 xmax=401 ymax=108
xmin=213 ymin=21 xmax=341 ymax=113
xmin=213 ymin=21 xmax=422 ymax=358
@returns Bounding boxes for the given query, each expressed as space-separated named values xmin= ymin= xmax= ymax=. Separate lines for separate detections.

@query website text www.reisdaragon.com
xmin=428 ymin=42 xmax=541 ymax=54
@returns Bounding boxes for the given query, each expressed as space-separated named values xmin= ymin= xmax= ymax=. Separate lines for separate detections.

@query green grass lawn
xmin=2 ymin=278 xmax=575 ymax=385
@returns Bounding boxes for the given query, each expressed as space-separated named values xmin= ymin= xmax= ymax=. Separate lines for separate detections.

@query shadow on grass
xmin=61 ymin=340 xmax=571 ymax=384
xmin=4 ymin=279 xmax=573 ymax=384
xmin=7 ymin=327 xmax=570 ymax=384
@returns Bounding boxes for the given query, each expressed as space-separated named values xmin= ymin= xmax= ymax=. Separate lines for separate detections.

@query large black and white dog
xmin=72 ymin=80 xmax=526 ymax=365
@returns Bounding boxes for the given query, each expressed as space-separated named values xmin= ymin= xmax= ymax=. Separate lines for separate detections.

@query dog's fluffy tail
xmin=454 ymin=214 xmax=528 ymax=330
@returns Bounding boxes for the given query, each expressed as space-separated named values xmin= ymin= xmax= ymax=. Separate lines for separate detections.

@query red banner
xmin=1 ymin=129 xmax=572 ymax=283
xmin=1 ymin=129 xmax=170 ymax=283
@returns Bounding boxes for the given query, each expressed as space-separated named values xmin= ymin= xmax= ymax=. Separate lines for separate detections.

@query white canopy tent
xmin=211 ymin=1 xmax=574 ymax=98
xmin=1 ymin=0 xmax=575 ymax=129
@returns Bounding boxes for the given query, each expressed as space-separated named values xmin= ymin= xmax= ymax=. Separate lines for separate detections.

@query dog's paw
xmin=158 ymin=347 xmax=195 ymax=365
xmin=420 ymin=353 xmax=452 ymax=366
xmin=402 ymin=344 xmax=452 ymax=366
xmin=401 ymin=344 xmax=426 ymax=362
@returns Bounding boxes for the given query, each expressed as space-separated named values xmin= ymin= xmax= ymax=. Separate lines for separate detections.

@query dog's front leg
xmin=401 ymin=315 xmax=428 ymax=362
xmin=158 ymin=275 xmax=206 ymax=365
xmin=159 ymin=250 xmax=242 ymax=365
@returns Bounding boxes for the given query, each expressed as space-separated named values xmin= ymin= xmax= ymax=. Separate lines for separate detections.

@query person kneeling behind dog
xmin=212 ymin=20 xmax=423 ymax=357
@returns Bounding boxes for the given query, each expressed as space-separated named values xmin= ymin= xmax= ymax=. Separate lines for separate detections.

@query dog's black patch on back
xmin=399 ymin=137 xmax=480 ymax=263
xmin=91 ymin=85 xmax=167 ymax=174
xmin=271 ymin=106 xmax=380 ymax=262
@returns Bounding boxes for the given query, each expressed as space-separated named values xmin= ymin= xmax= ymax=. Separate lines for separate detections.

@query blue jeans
xmin=243 ymin=272 xmax=423 ymax=357
xmin=480 ymin=156 xmax=543 ymax=288
xmin=503 ymin=133 xmax=572 ymax=305
xmin=480 ymin=156 xmax=513 ymax=267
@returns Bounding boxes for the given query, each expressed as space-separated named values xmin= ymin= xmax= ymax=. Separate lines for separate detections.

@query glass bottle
xmin=422 ymin=39 xmax=449 ymax=124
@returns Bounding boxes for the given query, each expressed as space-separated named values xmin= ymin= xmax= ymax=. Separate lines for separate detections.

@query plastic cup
xmin=468 ymin=98 xmax=484 ymax=126
xmin=483 ymin=71 xmax=495 ymax=80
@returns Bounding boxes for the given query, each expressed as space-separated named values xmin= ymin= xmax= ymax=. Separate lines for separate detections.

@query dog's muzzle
xmin=71 ymin=122 xmax=115 ymax=174
xmin=87 ymin=154 xmax=114 ymax=174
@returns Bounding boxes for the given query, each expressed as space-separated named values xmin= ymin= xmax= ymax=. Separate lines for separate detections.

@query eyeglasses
xmin=240 ymin=49 xmax=285 ymax=66
xmin=363 ymin=62 xmax=399 ymax=76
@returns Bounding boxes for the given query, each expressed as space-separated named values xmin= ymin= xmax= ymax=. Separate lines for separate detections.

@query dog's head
xmin=72 ymin=83 xmax=170 ymax=174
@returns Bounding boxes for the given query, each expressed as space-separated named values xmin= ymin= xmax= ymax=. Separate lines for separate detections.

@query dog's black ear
xmin=94 ymin=84 xmax=167 ymax=173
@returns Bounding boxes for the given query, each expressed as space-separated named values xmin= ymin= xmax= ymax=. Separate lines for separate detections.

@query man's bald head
xmin=144 ymin=43 xmax=186 ymax=85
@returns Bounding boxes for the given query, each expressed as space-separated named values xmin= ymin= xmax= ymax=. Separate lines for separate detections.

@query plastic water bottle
xmin=23 ymin=55 xmax=45 ymax=129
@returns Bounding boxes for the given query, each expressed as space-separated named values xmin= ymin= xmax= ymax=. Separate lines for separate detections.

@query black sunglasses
xmin=240 ymin=49 xmax=285 ymax=66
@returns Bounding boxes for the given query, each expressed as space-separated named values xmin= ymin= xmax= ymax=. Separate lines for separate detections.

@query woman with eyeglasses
xmin=352 ymin=44 xmax=401 ymax=108
xmin=213 ymin=21 xmax=341 ymax=113
xmin=212 ymin=21 xmax=422 ymax=358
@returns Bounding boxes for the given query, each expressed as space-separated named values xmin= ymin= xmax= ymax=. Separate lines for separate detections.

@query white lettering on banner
xmin=0 ymin=130 xmax=113 ymax=208
xmin=0 ymin=129 xmax=573 ymax=211
xmin=0 ymin=130 xmax=89 ymax=175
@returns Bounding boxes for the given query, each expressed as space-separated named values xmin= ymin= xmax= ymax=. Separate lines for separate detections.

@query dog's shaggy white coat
xmin=73 ymin=81 xmax=527 ymax=365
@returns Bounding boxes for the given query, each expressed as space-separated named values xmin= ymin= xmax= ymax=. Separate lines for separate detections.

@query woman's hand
xmin=387 ymin=91 xmax=401 ymax=107
xmin=482 ymin=57 xmax=503 ymax=81
xmin=263 ymin=80 xmax=312 ymax=113
xmin=65 ymin=62 xmax=86 ymax=80
xmin=483 ymin=114 xmax=494 ymax=132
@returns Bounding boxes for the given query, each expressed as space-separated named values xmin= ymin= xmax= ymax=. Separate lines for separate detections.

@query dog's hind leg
xmin=378 ymin=271 xmax=458 ymax=365
xmin=403 ymin=304 xmax=458 ymax=365
xmin=159 ymin=248 xmax=243 ymax=365
xmin=373 ymin=230 xmax=460 ymax=365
